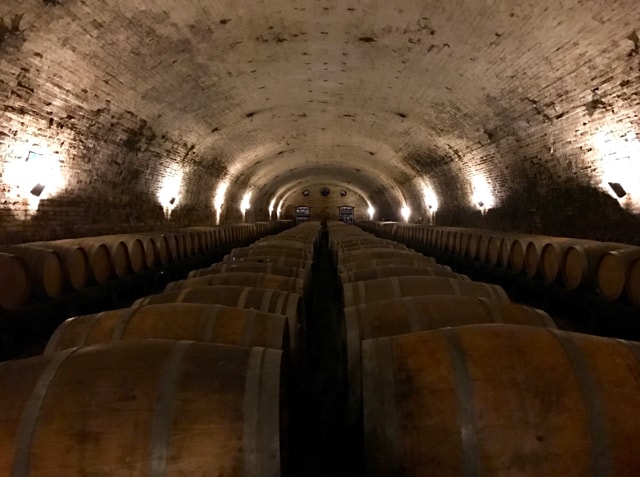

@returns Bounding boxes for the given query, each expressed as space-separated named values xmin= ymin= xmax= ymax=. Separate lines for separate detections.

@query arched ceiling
xmin=2 ymin=0 xmax=640 ymax=220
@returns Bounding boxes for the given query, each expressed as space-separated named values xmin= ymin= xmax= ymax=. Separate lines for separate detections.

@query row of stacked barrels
xmin=0 ymin=221 xmax=320 ymax=476
xmin=328 ymin=221 xmax=640 ymax=477
xmin=362 ymin=221 xmax=640 ymax=308
xmin=0 ymin=221 xmax=291 ymax=311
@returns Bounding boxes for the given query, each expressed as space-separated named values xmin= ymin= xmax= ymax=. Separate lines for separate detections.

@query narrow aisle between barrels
xmin=294 ymin=221 xmax=349 ymax=477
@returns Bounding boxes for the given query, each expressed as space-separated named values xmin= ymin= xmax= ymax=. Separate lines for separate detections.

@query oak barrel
xmin=363 ymin=324 xmax=640 ymax=477
xmin=338 ymin=265 xmax=466 ymax=284
xmin=132 ymin=286 xmax=302 ymax=348
xmin=562 ymin=242 xmax=630 ymax=290
xmin=0 ymin=245 xmax=65 ymax=299
xmin=0 ymin=340 xmax=284 ymax=477
xmin=165 ymin=272 xmax=305 ymax=295
xmin=345 ymin=296 xmax=555 ymax=433
xmin=188 ymin=261 xmax=311 ymax=281
xmin=0 ymin=252 xmax=31 ymax=310
xmin=45 ymin=303 xmax=289 ymax=353
xmin=342 ymin=276 xmax=510 ymax=307
xmin=596 ymin=247 xmax=640 ymax=301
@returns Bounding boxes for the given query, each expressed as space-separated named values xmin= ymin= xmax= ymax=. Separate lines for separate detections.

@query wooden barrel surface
xmin=339 ymin=265 xmax=466 ymax=284
xmin=0 ymin=252 xmax=31 ymax=310
xmin=338 ymin=257 xmax=440 ymax=272
xmin=0 ymin=245 xmax=65 ymax=299
xmin=132 ymin=286 xmax=302 ymax=344
xmin=626 ymin=260 xmax=640 ymax=308
xmin=0 ymin=340 xmax=284 ymax=477
xmin=45 ymin=303 xmax=289 ymax=353
xmin=225 ymin=247 xmax=309 ymax=262
xmin=165 ymin=272 xmax=305 ymax=295
xmin=338 ymin=249 xmax=431 ymax=265
xmin=188 ymin=261 xmax=311 ymax=280
xmin=27 ymin=240 xmax=92 ymax=290
xmin=223 ymin=256 xmax=312 ymax=268
xmin=344 ymin=296 xmax=555 ymax=433
xmin=596 ymin=247 xmax=640 ymax=301
xmin=363 ymin=324 xmax=640 ymax=477
xmin=562 ymin=242 xmax=630 ymax=290
xmin=253 ymin=239 xmax=313 ymax=251
xmin=342 ymin=276 xmax=510 ymax=307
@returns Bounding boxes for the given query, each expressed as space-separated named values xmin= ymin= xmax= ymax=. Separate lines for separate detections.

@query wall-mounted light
xmin=471 ymin=174 xmax=494 ymax=214
xmin=340 ymin=190 xmax=347 ymax=197
xmin=240 ymin=191 xmax=252 ymax=221
xmin=268 ymin=198 xmax=277 ymax=219
xmin=158 ymin=170 xmax=183 ymax=219
xmin=3 ymin=144 xmax=66 ymax=218
xmin=321 ymin=187 xmax=330 ymax=197
xmin=213 ymin=180 xmax=229 ymax=224
xmin=368 ymin=205 xmax=375 ymax=220
xmin=401 ymin=205 xmax=411 ymax=222
xmin=594 ymin=127 xmax=640 ymax=211
xmin=30 ymin=183 xmax=46 ymax=197
xmin=277 ymin=199 xmax=284 ymax=219
xmin=303 ymin=189 xmax=310 ymax=197
xmin=607 ymin=182 xmax=627 ymax=198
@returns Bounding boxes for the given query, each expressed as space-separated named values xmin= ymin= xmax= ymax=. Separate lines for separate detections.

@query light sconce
xmin=608 ymin=182 xmax=627 ymax=198
xmin=30 ymin=183 xmax=46 ymax=197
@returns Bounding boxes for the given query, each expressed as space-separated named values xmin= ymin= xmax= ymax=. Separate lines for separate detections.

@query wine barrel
xmin=508 ymin=236 xmax=538 ymax=274
xmin=524 ymin=236 xmax=559 ymax=278
xmin=162 ymin=233 xmax=179 ymax=262
xmin=225 ymin=255 xmax=313 ymax=268
xmin=562 ymin=242 xmax=630 ymax=290
xmin=26 ymin=240 xmax=92 ymax=290
xmin=596 ymin=247 xmax=640 ymax=301
xmin=0 ymin=252 xmax=31 ymax=310
xmin=0 ymin=245 xmax=65 ymax=299
xmin=188 ymin=261 xmax=312 ymax=281
xmin=625 ymin=260 xmax=640 ymax=308
xmin=538 ymin=238 xmax=597 ymax=284
xmin=338 ymin=249 xmax=429 ymax=265
xmin=0 ymin=340 xmax=284 ymax=477
xmin=338 ymin=265 xmax=466 ymax=284
xmin=345 ymin=297 xmax=555 ymax=432
xmin=338 ymin=257 xmax=439 ymax=272
xmin=44 ymin=303 xmax=289 ymax=353
xmin=67 ymin=239 xmax=113 ymax=284
xmin=165 ymin=272 xmax=305 ymax=295
xmin=132 ymin=286 xmax=302 ymax=347
xmin=485 ymin=234 xmax=510 ymax=267
xmin=225 ymin=247 xmax=310 ymax=262
xmin=342 ymin=276 xmax=510 ymax=307
xmin=254 ymin=239 xmax=313 ymax=251
xmin=363 ymin=324 xmax=640 ymax=477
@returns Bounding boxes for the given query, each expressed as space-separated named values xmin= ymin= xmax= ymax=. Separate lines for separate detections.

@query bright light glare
xmin=423 ymin=186 xmax=439 ymax=212
xmin=268 ymin=198 xmax=276 ymax=218
xmin=157 ymin=170 xmax=183 ymax=217
xmin=471 ymin=174 xmax=494 ymax=212
xmin=400 ymin=205 xmax=411 ymax=222
xmin=594 ymin=127 xmax=640 ymax=212
xmin=368 ymin=205 xmax=375 ymax=220
xmin=3 ymin=143 xmax=66 ymax=218
xmin=240 ymin=191 xmax=252 ymax=219
xmin=213 ymin=180 xmax=229 ymax=224
xmin=277 ymin=199 xmax=284 ymax=219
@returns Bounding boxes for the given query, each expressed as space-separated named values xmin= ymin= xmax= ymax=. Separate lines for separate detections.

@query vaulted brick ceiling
xmin=1 ymin=0 xmax=639 ymax=225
